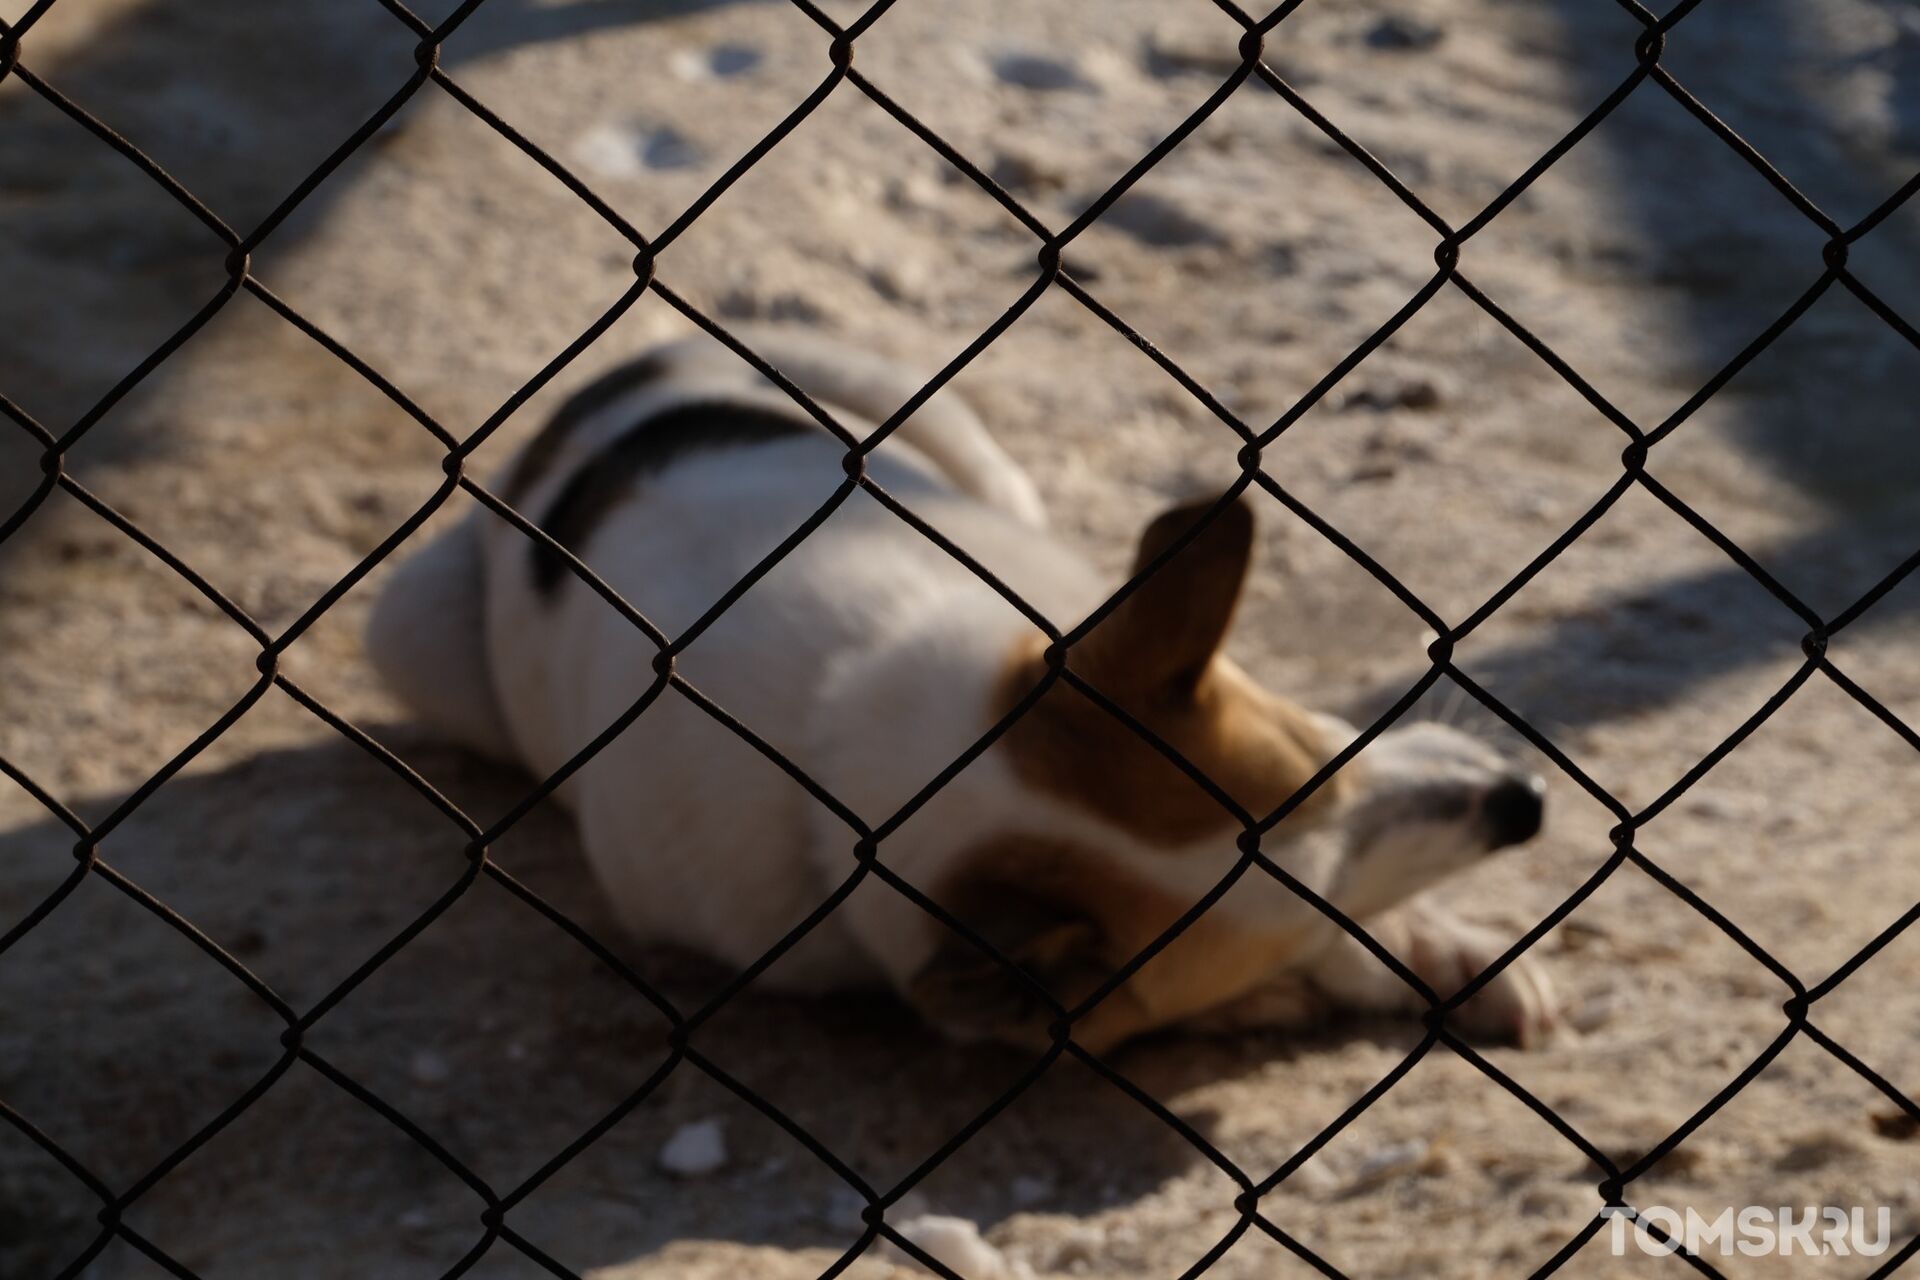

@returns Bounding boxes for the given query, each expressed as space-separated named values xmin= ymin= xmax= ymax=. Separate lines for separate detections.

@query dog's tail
xmin=364 ymin=513 xmax=514 ymax=759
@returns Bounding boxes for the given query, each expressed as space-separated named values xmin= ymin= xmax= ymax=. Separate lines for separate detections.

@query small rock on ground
xmin=882 ymin=1215 xmax=1034 ymax=1280
xmin=659 ymin=1118 xmax=729 ymax=1178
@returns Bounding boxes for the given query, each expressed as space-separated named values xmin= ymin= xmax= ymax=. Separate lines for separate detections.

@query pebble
xmin=824 ymin=1186 xmax=929 ymax=1232
xmin=1567 ymin=991 xmax=1618 ymax=1034
xmin=572 ymin=123 xmax=639 ymax=179
xmin=658 ymin=1118 xmax=729 ymax=1177
xmin=883 ymin=1215 xmax=1035 ymax=1280
xmin=573 ymin=122 xmax=705 ymax=178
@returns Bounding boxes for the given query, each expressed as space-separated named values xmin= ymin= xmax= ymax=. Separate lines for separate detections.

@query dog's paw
xmin=1457 ymin=951 xmax=1559 ymax=1048
xmin=1405 ymin=918 xmax=1559 ymax=1048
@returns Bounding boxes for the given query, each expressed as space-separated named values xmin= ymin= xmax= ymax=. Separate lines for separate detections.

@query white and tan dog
xmin=368 ymin=332 xmax=1557 ymax=1052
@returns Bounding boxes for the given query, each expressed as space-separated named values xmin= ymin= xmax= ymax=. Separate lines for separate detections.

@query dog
xmin=367 ymin=331 xmax=1557 ymax=1052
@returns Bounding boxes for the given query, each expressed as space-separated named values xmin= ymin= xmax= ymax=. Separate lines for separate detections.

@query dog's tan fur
xmin=909 ymin=499 xmax=1355 ymax=1049
xmin=997 ymin=646 xmax=1348 ymax=847
xmin=914 ymin=834 xmax=1319 ymax=1052
xmin=995 ymin=498 xmax=1349 ymax=847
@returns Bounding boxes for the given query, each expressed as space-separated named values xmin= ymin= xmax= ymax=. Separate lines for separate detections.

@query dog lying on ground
xmin=367 ymin=331 xmax=1557 ymax=1052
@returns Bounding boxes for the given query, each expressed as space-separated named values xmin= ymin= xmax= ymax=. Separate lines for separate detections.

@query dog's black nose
xmin=1483 ymin=776 xmax=1545 ymax=848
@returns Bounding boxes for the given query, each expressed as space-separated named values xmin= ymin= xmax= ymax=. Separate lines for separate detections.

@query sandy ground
xmin=5 ymin=0 xmax=1920 ymax=1277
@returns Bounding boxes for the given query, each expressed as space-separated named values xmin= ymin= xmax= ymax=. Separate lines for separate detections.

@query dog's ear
xmin=1075 ymin=495 xmax=1254 ymax=700
xmin=907 ymin=884 xmax=1111 ymax=1047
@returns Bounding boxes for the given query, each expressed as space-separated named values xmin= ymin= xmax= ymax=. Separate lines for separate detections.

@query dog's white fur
xmin=368 ymin=331 xmax=1557 ymax=1049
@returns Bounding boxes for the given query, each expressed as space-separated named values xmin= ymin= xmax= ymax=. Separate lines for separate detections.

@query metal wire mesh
xmin=4 ymin=0 xmax=1920 ymax=1276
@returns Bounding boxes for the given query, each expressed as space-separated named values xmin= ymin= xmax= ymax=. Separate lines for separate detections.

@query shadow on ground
xmin=0 ymin=0 xmax=756 ymax=557
xmin=0 ymin=734 xmax=1347 ymax=1278
xmin=1377 ymin=0 xmax=1920 ymax=733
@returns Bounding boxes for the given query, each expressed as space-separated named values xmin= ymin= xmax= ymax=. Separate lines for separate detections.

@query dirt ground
xmin=5 ymin=0 xmax=1920 ymax=1277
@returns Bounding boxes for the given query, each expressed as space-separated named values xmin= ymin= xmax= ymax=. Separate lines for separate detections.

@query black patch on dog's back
xmin=530 ymin=399 xmax=812 ymax=594
xmin=501 ymin=350 xmax=676 ymax=507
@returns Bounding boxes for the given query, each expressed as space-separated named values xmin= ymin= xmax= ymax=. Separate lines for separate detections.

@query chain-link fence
xmin=5 ymin=0 xmax=1920 ymax=1275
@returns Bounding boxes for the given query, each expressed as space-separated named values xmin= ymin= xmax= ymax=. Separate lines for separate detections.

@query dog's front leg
xmin=1303 ymin=900 xmax=1559 ymax=1047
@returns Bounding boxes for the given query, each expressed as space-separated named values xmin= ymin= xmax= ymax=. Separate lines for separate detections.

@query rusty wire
xmin=4 ymin=0 xmax=1920 ymax=1276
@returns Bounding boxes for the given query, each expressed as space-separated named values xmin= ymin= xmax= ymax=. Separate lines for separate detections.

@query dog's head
xmin=1315 ymin=716 xmax=1543 ymax=920
xmin=903 ymin=496 xmax=1545 ymax=1052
